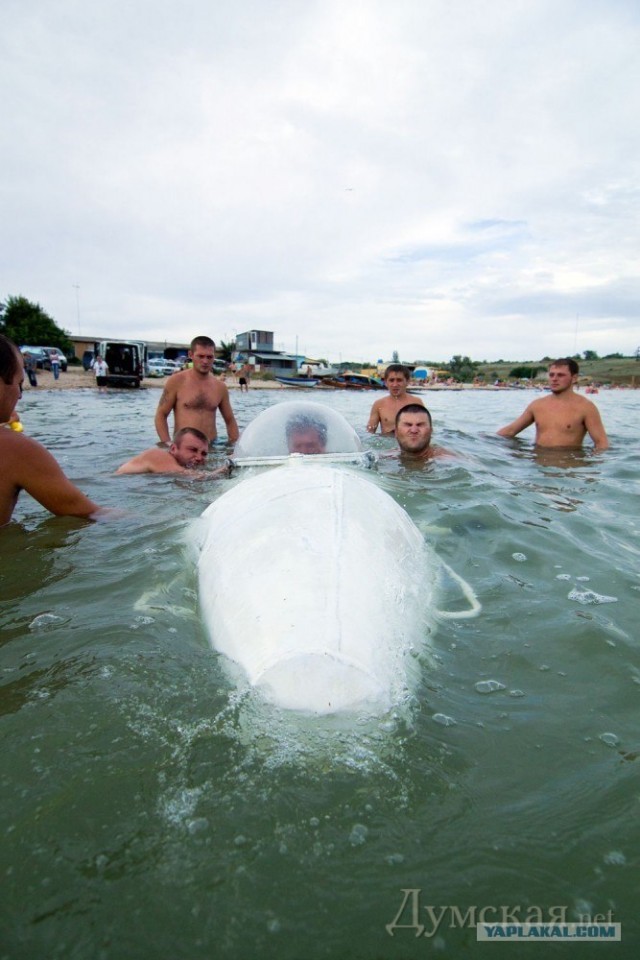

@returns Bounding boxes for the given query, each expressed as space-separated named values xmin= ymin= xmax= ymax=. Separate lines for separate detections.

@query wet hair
xmin=190 ymin=336 xmax=215 ymax=351
xmin=173 ymin=426 xmax=209 ymax=446
xmin=285 ymin=414 xmax=328 ymax=446
xmin=396 ymin=403 xmax=432 ymax=427
xmin=0 ymin=333 xmax=21 ymax=385
xmin=550 ymin=357 xmax=579 ymax=375
xmin=383 ymin=363 xmax=411 ymax=381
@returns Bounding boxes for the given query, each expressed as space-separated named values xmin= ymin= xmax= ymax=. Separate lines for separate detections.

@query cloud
xmin=1 ymin=0 xmax=639 ymax=361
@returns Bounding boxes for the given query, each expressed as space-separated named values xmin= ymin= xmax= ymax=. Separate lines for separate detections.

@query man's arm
xmin=115 ymin=448 xmax=182 ymax=475
xmin=366 ymin=400 xmax=381 ymax=433
xmin=218 ymin=387 xmax=239 ymax=443
xmin=584 ymin=404 xmax=609 ymax=452
xmin=497 ymin=405 xmax=535 ymax=438
xmin=11 ymin=435 xmax=103 ymax=518
xmin=154 ymin=382 xmax=178 ymax=444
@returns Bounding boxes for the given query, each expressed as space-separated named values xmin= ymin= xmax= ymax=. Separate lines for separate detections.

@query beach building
xmin=233 ymin=330 xmax=299 ymax=378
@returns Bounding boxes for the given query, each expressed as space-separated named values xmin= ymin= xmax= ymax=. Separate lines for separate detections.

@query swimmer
xmin=285 ymin=415 xmax=327 ymax=454
xmin=497 ymin=358 xmax=609 ymax=451
xmin=0 ymin=334 xmax=106 ymax=526
xmin=154 ymin=336 xmax=239 ymax=445
xmin=367 ymin=364 xmax=424 ymax=435
xmin=116 ymin=427 xmax=228 ymax=476
xmin=395 ymin=404 xmax=454 ymax=460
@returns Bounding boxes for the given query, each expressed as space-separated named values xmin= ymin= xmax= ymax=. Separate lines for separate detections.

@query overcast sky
xmin=2 ymin=0 xmax=638 ymax=363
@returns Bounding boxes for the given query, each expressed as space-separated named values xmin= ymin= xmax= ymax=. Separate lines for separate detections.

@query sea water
xmin=1 ymin=386 xmax=638 ymax=959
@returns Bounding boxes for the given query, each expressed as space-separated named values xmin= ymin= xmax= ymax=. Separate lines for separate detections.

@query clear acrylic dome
xmin=234 ymin=401 xmax=363 ymax=458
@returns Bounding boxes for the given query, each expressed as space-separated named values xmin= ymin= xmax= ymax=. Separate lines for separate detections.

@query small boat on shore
xmin=321 ymin=373 xmax=384 ymax=390
xmin=275 ymin=376 xmax=318 ymax=388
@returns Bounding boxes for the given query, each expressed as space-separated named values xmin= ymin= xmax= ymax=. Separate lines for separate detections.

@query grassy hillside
xmin=475 ymin=357 xmax=640 ymax=386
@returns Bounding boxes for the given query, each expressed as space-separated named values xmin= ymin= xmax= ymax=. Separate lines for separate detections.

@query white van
xmin=95 ymin=340 xmax=146 ymax=388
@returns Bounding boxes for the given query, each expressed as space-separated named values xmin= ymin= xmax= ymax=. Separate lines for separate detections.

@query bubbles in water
xmin=348 ymin=823 xmax=369 ymax=846
xmin=575 ymin=576 xmax=590 ymax=582
xmin=555 ymin=574 xmax=571 ymax=581
xmin=512 ymin=553 xmax=527 ymax=562
xmin=28 ymin=612 xmax=66 ymax=630
xmin=603 ymin=850 xmax=626 ymax=866
xmin=385 ymin=852 xmax=405 ymax=865
xmin=474 ymin=680 xmax=505 ymax=694
xmin=432 ymin=713 xmax=456 ymax=726
xmin=568 ymin=588 xmax=618 ymax=605
xmin=131 ymin=615 xmax=156 ymax=627
xmin=509 ymin=689 xmax=525 ymax=698
xmin=599 ymin=732 xmax=620 ymax=747
xmin=187 ymin=818 xmax=209 ymax=835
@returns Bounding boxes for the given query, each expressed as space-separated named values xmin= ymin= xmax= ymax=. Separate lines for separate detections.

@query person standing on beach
xmin=238 ymin=363 xmax=251 ymax=393
xmin=395 ymin=404 xmax=453 ymax=459
xmin=497 ymin=358 xmax=609 ymax=451
xmin=23 ymin=351 xmax=38 ymax=388
xmin=366 ymin=364 xmax=424 ymax=435
xmin=0 ymin=334 xmax=106 ymax=526
xmin=50 ymin=352 xmax=60 ymax=381
xmin=93 ymin=355 xmax=108 ymax=393
xmin=154 ymin=336 xmax=239 ymax=445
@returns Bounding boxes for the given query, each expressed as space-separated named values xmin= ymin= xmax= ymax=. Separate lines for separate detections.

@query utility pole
xmin=73 ymin=284 xmax=81 ymax=335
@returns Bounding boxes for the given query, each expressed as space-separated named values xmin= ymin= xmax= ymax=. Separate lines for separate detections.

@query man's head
xmin=395 ymin=404 xmax=433 ymax=457
xmin=0 ymin=334 xmax=22 ymax=386
xmin=548 ymin=357 xmax=579 ymax=393
xmin=170 ymin=427 xmax=209 ymax=468
xmin=0 ymin=335 xmax=23 ymax=422
xmin=189 ymin=336 xmax=216 ymax=375
xmin=383 ymin=364 xmax=411 ymax=396
xmin=285 ymin=414 xmax=328 ymax=454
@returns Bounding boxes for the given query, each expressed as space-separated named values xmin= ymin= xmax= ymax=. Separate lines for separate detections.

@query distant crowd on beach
xmin=1 ymin=331 xmax=610 ymax=527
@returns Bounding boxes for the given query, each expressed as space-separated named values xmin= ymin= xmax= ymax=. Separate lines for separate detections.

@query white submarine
xmin=196 ymin=402 xmax=479 ymax=715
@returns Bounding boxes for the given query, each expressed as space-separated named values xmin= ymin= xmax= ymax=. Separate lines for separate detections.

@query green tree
xmin=509 ymin=365 xmax=540 ymax=379
xmin=217 ymin=339 xmax=235 ymax=362
xmin=0 ymin=295 xmax=72 ymax=352
xmin=446 ymin=354 xmax=478 ymax=382
xmin=583 ymin=349 xmax=599 ymax=360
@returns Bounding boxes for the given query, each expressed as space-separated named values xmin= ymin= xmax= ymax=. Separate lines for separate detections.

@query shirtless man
xmin=497 ymin=358 xmax=609 ymax=451
xmin=0 ymin=334 xmax=106 ymax=526
xmin=367 ymin=364 xmax=424 ymax=435
xmin=154 ymin=336 xmax=239 ymax=445
xmin=116 ymin=427 xmax=227 ymax=476
xmin=395 ymin=404 xmax=453 ymax=460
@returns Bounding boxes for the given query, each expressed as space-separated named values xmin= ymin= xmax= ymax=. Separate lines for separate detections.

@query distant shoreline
xmin=22 ymin=369 xmax=639 ymax=393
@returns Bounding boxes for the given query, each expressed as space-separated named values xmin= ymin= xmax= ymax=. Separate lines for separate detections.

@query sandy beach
xmin=22 ymin=368 xmax=284 ymax=391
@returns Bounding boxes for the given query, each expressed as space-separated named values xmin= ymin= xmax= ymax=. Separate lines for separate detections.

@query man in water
xmin=395 ymin=404 xmax=453 ymax=459
xmin=367 ymin=364 xmax=424 ymax=435
xmin=155 ymin=336 xmax=239 ymax=446
xmin=285 ymin=415 xmax=327 ymax=454
xmin=0 ymin=334 xmax=106 ymax=526
xmin=497 ymin=358 xmax=609 ymax=451
xmin=116 ymin=427 xmax=227 ymax=476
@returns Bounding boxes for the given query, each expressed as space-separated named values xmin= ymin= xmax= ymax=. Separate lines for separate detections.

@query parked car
xmin=40 ymin=347 xmax=68 ymax=372
xmin=147 ymin=358 xmax=175 ymax=377
xmin=20 ymin=346 xmax=48 ymax=368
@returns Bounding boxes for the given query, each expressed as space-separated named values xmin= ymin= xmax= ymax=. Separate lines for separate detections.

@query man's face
xmin=288 ymin=427 xmax=325 ymax=455
xmin=384 ymin=372 xmax=409 ymax=396
xmin=548 ymin=364 xmax=577 ymax=393
xmin=189 ymin=345 xmax=215 ymax=375
xmin=396 ymin=411 xmax=432 ymax=455
xmin=171 ymin=435 xmax=209 ymax=468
